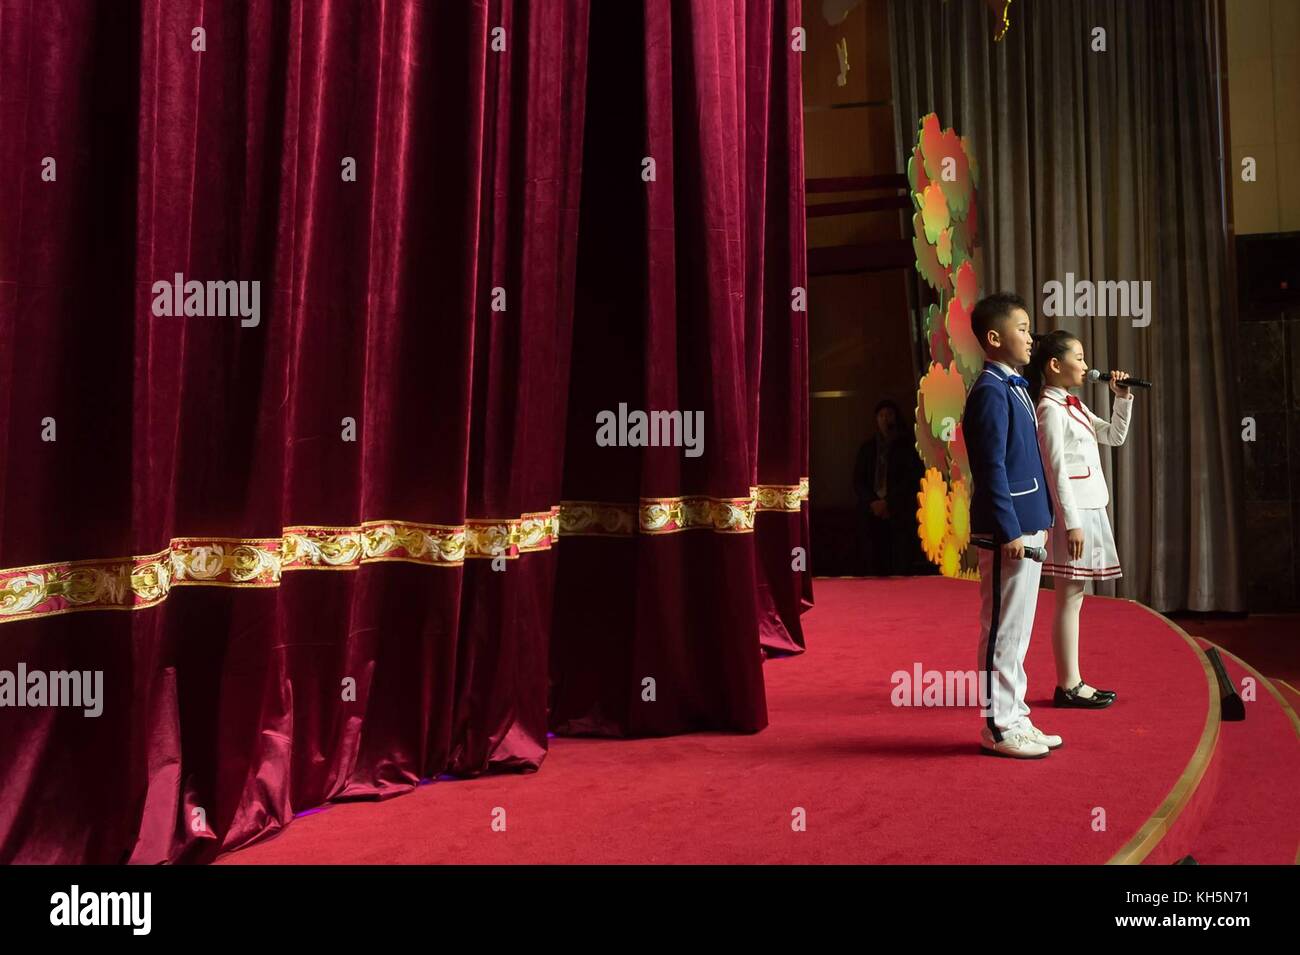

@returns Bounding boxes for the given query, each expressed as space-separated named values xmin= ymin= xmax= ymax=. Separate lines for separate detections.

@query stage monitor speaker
xmin=1204 ymin=647 xmax=1246 ymax=721
xmin=1237 ymin=232 xmax=1300 ymax=308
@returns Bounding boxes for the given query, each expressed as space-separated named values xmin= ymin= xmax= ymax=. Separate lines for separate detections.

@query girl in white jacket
xmin=1027 ymin=331 xmax=1135 ymax=709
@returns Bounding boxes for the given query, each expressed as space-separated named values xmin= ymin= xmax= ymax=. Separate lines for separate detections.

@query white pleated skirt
xmin=1042 ymin=506 xmax=1122 ymax=580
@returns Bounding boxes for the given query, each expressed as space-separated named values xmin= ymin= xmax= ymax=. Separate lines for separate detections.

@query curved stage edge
xmin=219 ymin=577 xmax=1298 ymax=865
xmin=1105 ymin=602 xmax=1218 ymax=865
xmin=1183 ymin=639 xmax=1300 ymax=866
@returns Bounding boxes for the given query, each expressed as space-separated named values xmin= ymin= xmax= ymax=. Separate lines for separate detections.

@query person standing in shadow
xmin=853 ymin=399 xmax=926 ymax=576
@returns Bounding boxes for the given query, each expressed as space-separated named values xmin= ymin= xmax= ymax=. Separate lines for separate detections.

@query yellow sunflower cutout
xmin=916 ymin=468 xmax=949 ymax=564
xmin=939 ymin=536 xmax=962 ymax=577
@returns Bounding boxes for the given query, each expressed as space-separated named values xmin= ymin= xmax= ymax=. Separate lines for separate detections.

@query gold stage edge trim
xmin=1104 ymin=601 xmax=1220 ymax=866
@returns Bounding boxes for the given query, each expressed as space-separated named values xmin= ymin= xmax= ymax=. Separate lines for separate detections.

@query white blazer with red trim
xmin=1034 ymin=385 xmax=1133 ymax=530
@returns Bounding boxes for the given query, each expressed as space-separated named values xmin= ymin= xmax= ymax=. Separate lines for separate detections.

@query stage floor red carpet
xmin=218 ymin=577 xmax=1300 ymax=865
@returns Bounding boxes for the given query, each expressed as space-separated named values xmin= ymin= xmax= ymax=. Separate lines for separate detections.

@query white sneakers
xmin=1023 ymin=723 xmax=1063 ymax=750
xmin=980 ymin=723 xmax=1062 ymax=759
xmin=981 ymin=731 xmax=1048 ymax=758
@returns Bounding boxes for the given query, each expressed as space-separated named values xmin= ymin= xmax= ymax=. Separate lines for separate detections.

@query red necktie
xmin=1065 ymin=395 xmax=1082 ymax=410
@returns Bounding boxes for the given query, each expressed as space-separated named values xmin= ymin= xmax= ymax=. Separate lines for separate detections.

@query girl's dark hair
xmin=1026 ymin=330 xmax=1081 ymax=401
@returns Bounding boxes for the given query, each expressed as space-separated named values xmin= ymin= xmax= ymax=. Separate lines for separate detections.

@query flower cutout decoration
xmin=919 ymin=114 xmax=944 ymax=177
xmin=940 ymin=536 xmax=962 ymax=578
xmin=919 ymin=115 xmax=974 ymax=220
xmin=918 ymin=360 xmax=967 ymax=442
xmin=925 ymin=303 xmax=953 ymax=367
xmin=912 ymin=213 xmax=951 ymax=296
xmin=914 ymin=391 xmax=949 ymax=473
xmin=948 ymin=223 xmax=969 ymax=273
xmin=907 ymin=143 xmax=931 ymax=196
xmin=916 ymin=468 xmax=950 ymax=565
xmin=909 ymin=112 xmax=982 ymax=578
xmin=920 ymin=182 xmax=950 ymax=244
xmin=945 ymin=292 xmax=983 ymax=387
xmin=954 ymin=258 xmax=978 ymax=309
xmin=936 ymin=228 xmax=953 ymax=267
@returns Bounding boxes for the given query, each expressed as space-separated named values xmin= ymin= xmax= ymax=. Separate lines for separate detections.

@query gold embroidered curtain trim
xmin=0 ymin=479 xmax=809 ymax=624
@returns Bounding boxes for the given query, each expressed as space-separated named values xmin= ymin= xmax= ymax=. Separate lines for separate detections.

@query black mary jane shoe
xmin=1078 ymin=682 xmax=1117 ymax=701
xmin=1054 ymin=682 xmax=1115 ymax=709
xmin=1070 ymin=680 xmax=1116 ymax=701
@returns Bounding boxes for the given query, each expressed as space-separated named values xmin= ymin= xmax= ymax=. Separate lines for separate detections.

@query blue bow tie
xmin=1007 ymin=374 xmax=1030 ymax=389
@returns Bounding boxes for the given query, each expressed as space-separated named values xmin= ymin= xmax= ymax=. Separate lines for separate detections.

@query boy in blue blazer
xmin=964 ymin=293 xmax=1060 ymax=758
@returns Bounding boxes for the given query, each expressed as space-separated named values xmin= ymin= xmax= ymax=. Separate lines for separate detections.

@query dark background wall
xmin=802 ymin=0 xmax=918 ymax=575
xmin=1237 ymin=284 xmax=1300 ymax=610
xmin=1228 ymin=0 xmax=1300 ymax=610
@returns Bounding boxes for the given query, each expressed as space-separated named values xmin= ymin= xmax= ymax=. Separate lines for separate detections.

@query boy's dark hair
xmin=874 ymin=398 xmax=901 ymax=417
xmin=1025 ymin=329 xmax=1082 ymax=401
xmin=971 ymin=292 xmax=1029 ymax=352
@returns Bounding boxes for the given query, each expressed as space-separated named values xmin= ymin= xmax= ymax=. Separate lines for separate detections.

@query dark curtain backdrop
xmin=889 ymin=0 xmax=1243 ymax=612
xmin=0 ymin=0 xmax=809 ymax=864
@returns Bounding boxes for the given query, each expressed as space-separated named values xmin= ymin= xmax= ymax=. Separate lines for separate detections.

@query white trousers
xmin=976 ymin=530 xmax=1046 ymax=741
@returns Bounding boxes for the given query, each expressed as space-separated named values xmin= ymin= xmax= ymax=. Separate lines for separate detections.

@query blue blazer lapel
xmin=984 ymin=362 xmax=1034 ymax=424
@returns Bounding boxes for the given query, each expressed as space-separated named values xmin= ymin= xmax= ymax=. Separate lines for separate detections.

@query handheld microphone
xmin=1087 ymin=368 xmax=1151 ymax=389
xmin=971 ymin=537 xmax=1046 ymax=562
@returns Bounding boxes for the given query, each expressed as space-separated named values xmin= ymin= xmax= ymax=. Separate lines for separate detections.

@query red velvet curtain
xmin=550 ymin=0 xmax=811 ymax=736
xmin=0 ymin=0 xmax=807 ymax=863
